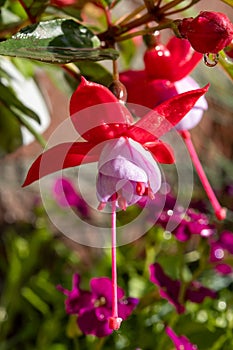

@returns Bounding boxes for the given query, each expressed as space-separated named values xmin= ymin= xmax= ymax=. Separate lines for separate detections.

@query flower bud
xmin=178 ymin=11 xmax=233 ymax=54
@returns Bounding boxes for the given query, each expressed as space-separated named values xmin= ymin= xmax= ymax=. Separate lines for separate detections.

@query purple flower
xmin=149 ymin=263 xmax=217 ymax=313
xmin=166 ymin=326 xmax=198 ymax=350
xmin=157 ymin=206 xmax=216 ymax=242
xmin=53 ymin=177 xmax=90 ymax=218
xmin=97 ymin=137 xmax=161 ymax=210
xmin=57 ymin=274 xmax=139 ymax=337
xmin=210 ymin=231 xmax=233 ymax=275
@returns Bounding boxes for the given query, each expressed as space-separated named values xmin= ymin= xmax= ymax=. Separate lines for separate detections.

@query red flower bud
xmin=178 ymin=11 xmax=233 ymax=54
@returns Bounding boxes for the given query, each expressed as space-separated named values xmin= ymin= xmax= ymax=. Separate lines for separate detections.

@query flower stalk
xmin=109 ymin=200 xmax=122 ymax=330
xmin=180 ymin=130 xmax=227 ymax=220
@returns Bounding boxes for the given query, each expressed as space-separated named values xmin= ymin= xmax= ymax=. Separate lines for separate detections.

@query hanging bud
xmin=178 ymin=11 xmax=233 ymax=54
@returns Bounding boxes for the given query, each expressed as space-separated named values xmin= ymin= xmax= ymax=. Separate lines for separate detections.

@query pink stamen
xmin=97 ymin=202 xmax=106 ymax=211
xmin=109 ymin=200 xmax=122 ymax=331
xmin=180 ymin=130 xmax=226 ymax=220
xmin=118 ymin=194 xmax=127 ymax=211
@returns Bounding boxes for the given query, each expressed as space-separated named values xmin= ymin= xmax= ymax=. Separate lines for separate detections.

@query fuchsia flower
xmin=157 ymin=206 xmax=216 ymax=242
xmin=210 ymin=231 xmax=233 ymax=275
xmin=166 ymin=326 xmax=198 ymax=350
xmin=149 ymin=263 xmax=217 ymax=313
xmin=57 ymin=273 xmax=139 ymax=337
xmin=23 ymin=76 xmax=207 ymax=196
xmin=120 ymin=36 xmax=202 ymax=110
xmin=23 ymin=76 xmax=208 ymax=330
xmin=178 ymin=11 xmax=233 ymax=54
xmin=53 ymin=177 xmax=90 ymax=218
xmin=120 ymin=35 xmax=226 ymax=220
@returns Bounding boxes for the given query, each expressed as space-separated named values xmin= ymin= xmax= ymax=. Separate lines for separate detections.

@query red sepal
xmin=128 ymin=84 xmax=209 ymax=142
xmin=143 ymin=141 xmax=175 ymax=164
xmin=22 ymin=142 xmax=101 ymax=187
xmin=70 ymin=77 xmax=132 ymax=143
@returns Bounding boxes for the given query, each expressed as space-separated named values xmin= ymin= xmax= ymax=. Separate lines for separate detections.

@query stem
xmin=115 ymin=20 xmax=173 ymax=42
xmin=61 ymin=64 xmax=81 ymax=81
xmin=112 ymin=59 xmax=119 ymax=81
xmin=108 ymin=200 xmax=122 ymax=331
xmin=18 ymin=0 xmax=36 ymax=23
xmin=180 ymin=130 xmax=226 ymax=220
xmin=164 ymin=0 xmax=201 ymax=15
xmin=111 ymin=200 xmax=118 ymax=318
xmin=115 ymin=4 xmax=146 ymax=26
xmin=159 ymin=0 xmax=187 ymax=14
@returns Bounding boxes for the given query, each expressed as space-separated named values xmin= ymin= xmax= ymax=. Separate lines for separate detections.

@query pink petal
xmin=22 ymin=142 xmax=101 ymax=187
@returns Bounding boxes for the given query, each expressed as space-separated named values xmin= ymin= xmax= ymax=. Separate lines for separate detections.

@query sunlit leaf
xmin=219 ymin=51 xmax=233 ymax=81
xmin=0 ymin=19 xmax=119 ymax=63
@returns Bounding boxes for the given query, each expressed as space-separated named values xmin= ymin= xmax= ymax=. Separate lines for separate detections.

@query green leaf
xmin=76 ymin=61 xmax=112 ymax=86
xmin=0 ymin=19 xmax=119 ymax=63
xmin=0 ymin=82 xmax=41 ymax=123
xmin=0 ymin=103 xmax=23 ymax=156
xmin=220 ymin=0 xmax=233 ymax=6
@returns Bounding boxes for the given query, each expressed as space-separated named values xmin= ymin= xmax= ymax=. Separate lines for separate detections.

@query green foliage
xmin=0 ymin=19 xmax=119 ymax=63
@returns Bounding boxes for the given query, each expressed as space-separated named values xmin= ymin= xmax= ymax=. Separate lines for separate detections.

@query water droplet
xmin=203 ymin=53 xmax=219 ymax=67
xmin=109 ymin=80 xmax=127 ymax=102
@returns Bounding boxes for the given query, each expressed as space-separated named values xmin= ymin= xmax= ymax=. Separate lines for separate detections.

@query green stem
xmin=115 ymin=20 xmax=174 ymax=42
xmin=115 ymin=4 xmax=146 ymax=25
xmin=159 ymin=0 xmax=188 ymax=14
xmin=165 ymin=0 xmax=201 ymax=15
xmin=18 ymin=0 xmax=36 ymax=24
xmin=95 ymin=337 xmax=106 ymax=350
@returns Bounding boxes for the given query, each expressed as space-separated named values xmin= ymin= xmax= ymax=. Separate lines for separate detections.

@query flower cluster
xmin=149 ymin=262 xmax=217 ymax=314
xmin=57 ymin=273 xmax=139 ymax=337
xmin=210 ymin=230 xmax=233 ymax=275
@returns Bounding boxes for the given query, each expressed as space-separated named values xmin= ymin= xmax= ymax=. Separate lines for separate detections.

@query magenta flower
xmin=178 ymin=11 xmax=233 ymax=54
xmin=158 ymin=207 xmax=216 ymax=242
xmin=53 ymin=177 xmax=90 ymax=218
xmin=57 ymin=273 xmax=139 ymax=337
xmin=166 ymin=326 xmax=198 ymax=350
xmin=149 ymin=263 xmax=217 ymax=313
xmin=210 ymin=231 xmax=233 ymax=275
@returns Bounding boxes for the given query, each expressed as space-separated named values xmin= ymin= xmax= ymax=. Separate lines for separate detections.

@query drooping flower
xmin=178 ymin=11 xmax=233 ymax=54
xmin=57 ymin=273 xmax=139 ymax=337
xmin=53 ymin=177 xmax=90 ymax=218
xmin=23 ymin=76 xmax=207 ymax=198
xmin=149 ymin=263 xmax=217 ymax=313
xmin=120 ymin=36 xmax=202 ymax=110
xmin=23 ymin=76 xmax=208 ymax=330
xmin=120 ymin=35 xmax=226 ymax=220
xmin=165 ymin=326 xmax=198 ymax=350
xmin=96 ymin=137 xmax=161 ymax=210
